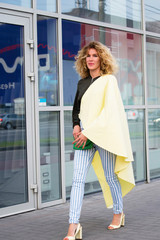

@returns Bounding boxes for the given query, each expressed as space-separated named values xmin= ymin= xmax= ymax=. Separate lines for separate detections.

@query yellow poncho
xmin=79 ymin=74 xmax=135 ymax=208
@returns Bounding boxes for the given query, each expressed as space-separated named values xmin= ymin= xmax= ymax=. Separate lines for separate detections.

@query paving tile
xmin=0 ymin=180 xmax=160 ymax=240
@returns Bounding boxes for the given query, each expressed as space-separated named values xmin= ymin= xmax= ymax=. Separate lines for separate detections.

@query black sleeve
xmin=72 ymin=83 xmax=81 ymax=128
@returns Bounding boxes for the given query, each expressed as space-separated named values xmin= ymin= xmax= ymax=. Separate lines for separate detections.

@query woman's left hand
xmin=72 ymin=132 xmax=88 ymax=149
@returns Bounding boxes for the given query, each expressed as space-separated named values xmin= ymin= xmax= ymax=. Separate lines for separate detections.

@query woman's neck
xmin=90 ymin=69 xmax=100 ymax=79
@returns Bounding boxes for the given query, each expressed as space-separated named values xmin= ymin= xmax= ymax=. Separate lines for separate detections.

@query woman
xmin=64 ymin=41 xmax=135 ymax=240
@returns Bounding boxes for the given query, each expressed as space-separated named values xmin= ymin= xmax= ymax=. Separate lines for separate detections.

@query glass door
xmin=0 ymin=12 xmax=35 ymax=217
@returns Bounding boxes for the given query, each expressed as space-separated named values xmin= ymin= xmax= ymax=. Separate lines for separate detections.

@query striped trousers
xmin=69 ymin=145 xmax=123 ymax=224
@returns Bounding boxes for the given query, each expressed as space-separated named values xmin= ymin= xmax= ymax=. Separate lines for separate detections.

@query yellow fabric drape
xmin=79 ymin=74 xmax=135 ymax=208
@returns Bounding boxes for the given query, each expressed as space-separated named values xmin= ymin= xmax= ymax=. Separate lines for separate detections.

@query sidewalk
xmin=0 ymin=180 xmax=160 ymax=240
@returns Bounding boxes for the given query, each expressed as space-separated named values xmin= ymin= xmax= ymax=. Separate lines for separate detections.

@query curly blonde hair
xmin=75 ymin=41 xmax=118 ymax=78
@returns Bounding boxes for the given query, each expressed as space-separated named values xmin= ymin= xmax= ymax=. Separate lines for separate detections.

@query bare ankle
xmin=67 ymin=223 xmax=78 ymax=236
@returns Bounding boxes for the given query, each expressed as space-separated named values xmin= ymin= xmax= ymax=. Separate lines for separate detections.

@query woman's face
xmin=86 ymin=48 xmax=100 ymax=73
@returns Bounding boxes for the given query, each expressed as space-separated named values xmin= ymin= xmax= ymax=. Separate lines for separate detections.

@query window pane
xmin=148 ymin=109 xmax=160 ymax=179
xmin=61 ymin=0 xmax=141 ymax=29
xmin=37 ymin=0 xmax=56 ymax=12
xmin=39 ymin=112 xmax=61 ymax=203
xmin=64 ymin=111 xmax=100 ymax=198
xmin=146 ymin=37 xmax=160 ymax=105
xmin=62 ymin=20 xmax=143 ymax=106
xmin=0 ymin=24 xmax=28 ymax=207
xmin=0 ymin=0 xmax=30 ymax=7
xmin=126 ymin=109 xmax=146 ymax=182
xmin=37 ymin=17 xmax=59 ymax=106
xmin=145 ymin=0 xmax=160 ymax=33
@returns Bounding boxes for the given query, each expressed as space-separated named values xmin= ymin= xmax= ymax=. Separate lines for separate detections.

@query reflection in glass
xmin=0 ymin=0 xmax=30 ymax=7
xmin=145 ymin=0 xmax=160 ymax=33
xmin=126 ymin=110 xmax=146 ymax=182
xmin=37 ymin=0 xmax=56 ymax=12
xmin=62 ymin=20 xmax=143 ymax=106
xmin=0 ymin=24 xmax=27 ymax=208
xmin=146 ymin=37 xmax=160 ymax=105
xmin=39 ymin=112 xmax=61 ymax=203
xmin=61 ymin=0 xmax=141 ymax=29
xmin=37 ymin=17 xmax=58 ymax=106
xmin=64 ymin=111 xmax=100 ymax=198
xmin=148 ymin=109 xmax=160 ymax=179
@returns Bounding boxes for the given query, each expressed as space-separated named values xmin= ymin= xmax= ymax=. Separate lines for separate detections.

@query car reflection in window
xmin=0 ymin=113 xmax=25 ymax=130
xmin=148 ymin=110 xmax=160 ymax=129
xmin=153 ymin=117 xmax=160 ymax=128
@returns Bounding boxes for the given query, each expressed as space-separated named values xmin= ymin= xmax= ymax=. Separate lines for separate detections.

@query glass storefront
xmin=39 ymin=112 xmax=61 ymax=203
xmin=148 ymin=109 xmax=160 ymax=179
xmin=146 ymin=37 xmax=160 ymax=105
xmin=37 ymin=16 xmax=59 ymax=107
xmin=37 ymin=0 xmax=57 ymax=12
xmin=0 ymin=0 xmax=160 ymax=217
xmin=126 ymin=109 xmax=146 ymax=181
xmin=145 ymin=0 xmax=160 ymax=33
xmin=62 ymin=0 xmax=141 ymax=29
xmin=0 ymin=0 xmax=31 ymax=7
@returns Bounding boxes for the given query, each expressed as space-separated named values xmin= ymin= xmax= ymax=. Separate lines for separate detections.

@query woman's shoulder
xmin=101 ymin=74 xmax=118 ymax=85
xmin=78 ymin=76 xmax=91 ymax=85
xmin=102 ymin=74 xmax=117 ymax=79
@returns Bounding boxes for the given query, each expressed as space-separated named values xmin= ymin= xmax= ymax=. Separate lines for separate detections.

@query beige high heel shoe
xmin=63 ymin=223 xmax=82 ymax=240
xmin=108 ymin=213 xmax=125 ymax=230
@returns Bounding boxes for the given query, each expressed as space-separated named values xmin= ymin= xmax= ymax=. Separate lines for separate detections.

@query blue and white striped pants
xmin=69 ymin=145 xmax=123 ymax=223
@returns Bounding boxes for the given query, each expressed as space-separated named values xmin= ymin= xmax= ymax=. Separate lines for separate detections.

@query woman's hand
xmin=72 ymin=132 xmax=88 ymax=149
xmin=73 ymin=125 xmax=81 ymax=140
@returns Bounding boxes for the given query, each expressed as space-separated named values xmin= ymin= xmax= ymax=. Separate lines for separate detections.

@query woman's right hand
xmin=73 ymin=125 xmax=81 ymax=140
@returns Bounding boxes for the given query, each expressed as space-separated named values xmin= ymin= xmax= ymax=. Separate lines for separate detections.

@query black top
xmin=72 ymin=75 xmax=100 ymax=128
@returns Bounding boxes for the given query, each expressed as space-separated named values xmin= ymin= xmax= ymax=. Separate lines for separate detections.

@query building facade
xmin=0 ymin=0 xmax=160 ymax=218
